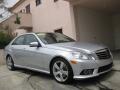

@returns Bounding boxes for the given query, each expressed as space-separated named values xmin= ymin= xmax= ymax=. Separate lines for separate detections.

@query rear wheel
xmin=6 ymin=56 xmax=15 ymax=71
xmin=51 ymin=58 xmax=73 ymax=83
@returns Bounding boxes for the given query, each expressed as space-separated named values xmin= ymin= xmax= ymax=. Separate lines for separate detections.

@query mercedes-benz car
xmin=4 ymin=32 xmax=113 ymax=83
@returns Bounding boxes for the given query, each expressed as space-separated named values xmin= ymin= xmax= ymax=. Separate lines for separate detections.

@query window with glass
xmin=36 ymin=0 xmax=41 ymax=6
xmin=26 ymin=4 xmax=31 ymax=13
xmin=24 ymin=34 xmax=38 ymax=45
xmin=54 ymin=28 xmax=63 ymax=34
xmin=36 ymin=33 xmax=75 ymax=44
xmin=54 ymin=0 xmax=58 ymax=2
xmin=12 ymin=35 xmax=25 ymax=45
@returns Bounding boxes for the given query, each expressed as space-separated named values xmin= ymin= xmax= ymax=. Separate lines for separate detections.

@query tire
xmin=6 ymin=56 xmax=15 ymax=71
xmin=51 ymin=58 xmax=73 ymax=83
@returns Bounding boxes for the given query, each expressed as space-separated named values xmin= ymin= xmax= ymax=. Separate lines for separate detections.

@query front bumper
xmin=70 ymin=58 xmax=113 ymax=79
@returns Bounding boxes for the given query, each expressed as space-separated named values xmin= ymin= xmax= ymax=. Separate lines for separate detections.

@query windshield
xmin=36 ymin=33 xmax=75 ymax=44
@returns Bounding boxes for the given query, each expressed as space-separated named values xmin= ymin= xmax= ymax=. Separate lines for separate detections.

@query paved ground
xmin=0 ymin=49 xmax=5 ymax=65
xmin=0 ymin=49 xmax=120 ymax=90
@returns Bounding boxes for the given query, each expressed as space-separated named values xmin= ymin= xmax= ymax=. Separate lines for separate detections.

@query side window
xmin=26 ymin=4 xmax=31 ymax=13
xmin=12 ymin=35 xmax=25 ymax=45
xmin=25 ymin=34 xmax=38 ymax=45
xmin=54 ymin=0 xmax=58 ymax=2
xmin=36 ymin=0 xmax=41 ymax=6
xmin=54 ymin=28 xmax=63 ymax=34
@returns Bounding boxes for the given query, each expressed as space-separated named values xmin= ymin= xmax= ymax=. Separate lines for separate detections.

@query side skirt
xmin=14 ymin=64 xmax=50 ymax=74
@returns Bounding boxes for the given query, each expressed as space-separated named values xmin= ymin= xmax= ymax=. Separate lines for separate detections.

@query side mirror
xmin=29 ymin=42 xmax=40 ymax=47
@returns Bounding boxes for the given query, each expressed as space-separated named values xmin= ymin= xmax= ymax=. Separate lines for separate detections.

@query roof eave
xmin=8 ymin=0 xmax=25 ymax=12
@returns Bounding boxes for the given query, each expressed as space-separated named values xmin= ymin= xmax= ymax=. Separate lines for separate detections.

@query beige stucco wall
xmin=13 ymin=0 xmax=31 ymax=13
xmin=12 ymin=0 xmax=76 ymax=39
xmin=1 ymin=13 xmax=32 ymax=32
xmin=13 ymin=29 xmax=27 ymax=36
xmin=31 ymin=0 xmax=76 ymax=39
xmin=74 ymin=7 xmax=115 ymax=49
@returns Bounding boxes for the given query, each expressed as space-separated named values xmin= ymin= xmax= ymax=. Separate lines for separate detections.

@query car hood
xmin=46 ymin=42 xmax=107 ymax=53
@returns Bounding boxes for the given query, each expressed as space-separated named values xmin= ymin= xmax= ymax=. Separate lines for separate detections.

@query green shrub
xmin=0 ymin=31 xmax=13 ymax=49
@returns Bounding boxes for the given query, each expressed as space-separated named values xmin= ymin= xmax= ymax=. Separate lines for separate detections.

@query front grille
xmin=96 ymin=49 xmax=111 ymax=60
xmin=98 ymin=63 xmax=113 ymax=73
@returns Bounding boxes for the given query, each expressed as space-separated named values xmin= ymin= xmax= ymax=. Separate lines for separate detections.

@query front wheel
xmin=6 ymin=56 xmax=15 ymax=71
xmin=51 ymin=58 xmax=73 ymax=83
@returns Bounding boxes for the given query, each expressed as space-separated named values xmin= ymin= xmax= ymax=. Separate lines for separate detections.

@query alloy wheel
xmin=52 ymin=61 xmax=69 ymax=82
xmin=6 ymin=56 xmax=14 ymax=70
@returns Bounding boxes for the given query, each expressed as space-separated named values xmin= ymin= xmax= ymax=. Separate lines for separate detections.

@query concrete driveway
xmin=0 ymin=49 xmax=120 ymax=90
xmin=0 ymin=49 xmax=5 ymax=65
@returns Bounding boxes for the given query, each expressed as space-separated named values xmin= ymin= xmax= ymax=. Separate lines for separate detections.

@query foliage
xmin=0 ymin=31 xmax=13 ymax=49
xmin=14 ymin=14 xmax=21 ymax=24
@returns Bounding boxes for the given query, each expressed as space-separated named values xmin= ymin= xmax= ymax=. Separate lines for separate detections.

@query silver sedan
xmin=4 ymin=32 xmax=113 ymax=83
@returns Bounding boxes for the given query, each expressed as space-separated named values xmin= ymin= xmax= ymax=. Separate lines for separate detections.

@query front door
xmin=23 ymin=34 xmax=45 ymax=70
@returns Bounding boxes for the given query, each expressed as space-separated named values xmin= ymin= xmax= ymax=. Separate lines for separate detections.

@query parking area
xmin=0 ymin=49 xmax=120 ymax=90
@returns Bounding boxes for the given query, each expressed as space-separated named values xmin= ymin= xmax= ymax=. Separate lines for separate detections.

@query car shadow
xmin=16 ymin=68 xmax=53 ymax=80
xmin=70 ymin=70 xmax=115 ymax=90
xmin=15 ymin=68 xmax=115 ymax=90
xmin=16 ymin=67 xmax=115 ymax=81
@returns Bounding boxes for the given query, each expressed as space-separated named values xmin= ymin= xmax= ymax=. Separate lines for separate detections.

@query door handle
xmin=11 ymin=47 xmax=14 ymax=49
xmin=23 ymin=48 xmax=27 ymax=50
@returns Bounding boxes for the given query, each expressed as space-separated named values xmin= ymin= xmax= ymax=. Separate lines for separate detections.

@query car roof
xmin=17 ymin=32 xmax=62 ymax=38
xmin=22 ymin=32 xmax=54 ymax=35
xmin=18 ymin=32 xmax=45 ymax=36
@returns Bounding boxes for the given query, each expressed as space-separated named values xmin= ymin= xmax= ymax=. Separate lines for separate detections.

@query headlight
xmin=72 ymin=52 xmax=89 ymax=60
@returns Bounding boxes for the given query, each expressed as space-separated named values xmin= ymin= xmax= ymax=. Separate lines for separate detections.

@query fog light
xmin=80 ymin=69 xmax=94 ymax=75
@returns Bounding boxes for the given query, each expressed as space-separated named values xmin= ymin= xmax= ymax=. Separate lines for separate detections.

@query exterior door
xmin=23 ymin=34 xmax=45 ymax=70
xmin=11 ymin=35 xmax=26 ymax=66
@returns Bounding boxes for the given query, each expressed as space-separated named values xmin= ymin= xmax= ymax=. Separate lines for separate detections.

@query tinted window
xmin=54 ymin=28 xmax=63 ymax=34
xmin=26 ymin=4 xmax=30 ymax=13
xmin=24 ymin=34 xmax=38 ymax=45
xmin=54 ymin=0 xmax=58 ymax=2
xmin=12 ymin=35 xmax=25 ymax=45
xmin=36 ymin=33 xmax=75 ymax=44
xmin=36 ymin=0 xmax=41 ymax=6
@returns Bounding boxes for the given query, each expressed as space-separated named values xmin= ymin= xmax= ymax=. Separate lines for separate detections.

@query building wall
xmin=113 ymin=14 xmax=120 ymax=50
xmin=13 ymin=0 xmax=31 ymax=13
xmin=1 ymin=13 xmax=32 ymax=32
xmin=13 ymin=29 xmax=27 ymax=36
xmin=31 ymin=0 xmax=76 ymax=39
xmin=74 ymin=7 xmax=115 ymax=49
xmin=12 ymin=0 xmax=76 ymax=39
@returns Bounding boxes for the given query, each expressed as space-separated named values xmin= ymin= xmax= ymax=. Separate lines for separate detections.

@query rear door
xmin=11 ymin=35 xmax=26 ymax=66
